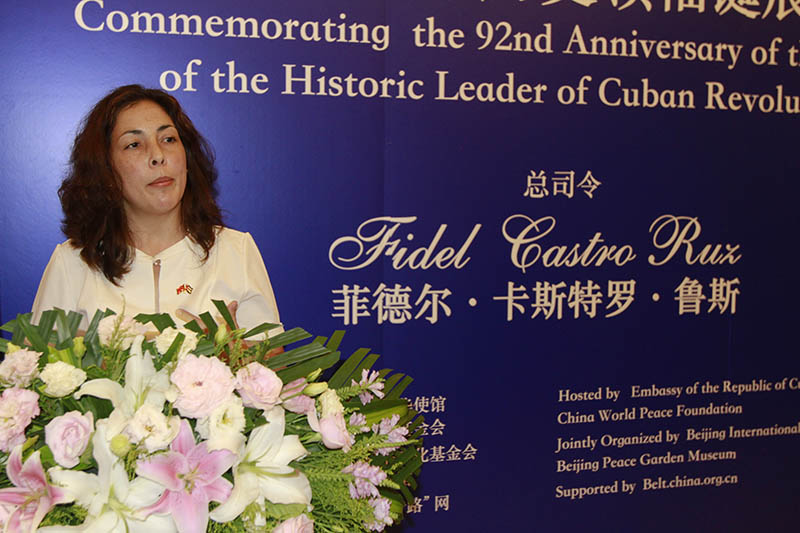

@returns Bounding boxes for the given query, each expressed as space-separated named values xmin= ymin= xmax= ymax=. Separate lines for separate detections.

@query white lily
xmin=39 ymin=421 xmax=176 ymax=533
xmin=74 ymin=336 xmax=172 ymax=442
xmin=209 ymin=406 xmax=312 ymax=523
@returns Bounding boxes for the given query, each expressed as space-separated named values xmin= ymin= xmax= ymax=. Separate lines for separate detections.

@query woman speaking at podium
xmin=32 ymin=85 xmax=281 ymax=335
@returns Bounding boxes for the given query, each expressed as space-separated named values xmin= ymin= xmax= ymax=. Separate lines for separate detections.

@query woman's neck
xmin=128 ymin=211 xmax=185 ymax=257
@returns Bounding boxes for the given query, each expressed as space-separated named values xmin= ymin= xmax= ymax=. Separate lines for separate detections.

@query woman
xmin=32 ymin=85 xmax=282 ymax=335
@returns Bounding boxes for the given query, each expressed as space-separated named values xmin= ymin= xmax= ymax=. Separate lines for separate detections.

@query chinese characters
xmin=542 ymin=0 xmax=800 ymax=19
xmin=524 ymin=169 xmax=602 ymax=199
xmin=494 ymin=280 xmax=637 ymax=320
xmin=332 ymin=283 xmax=453 ymax=325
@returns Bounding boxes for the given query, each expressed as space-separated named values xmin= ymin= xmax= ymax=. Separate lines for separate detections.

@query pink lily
xmin=0 ymin=445 xmax=70 ymax=532
xmin=136 ymin=420 xmax=235 ymax=533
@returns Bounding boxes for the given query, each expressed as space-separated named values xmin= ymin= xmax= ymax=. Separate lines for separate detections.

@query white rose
xmin=0 ymin=349 xmax=39 ymax=387
xmin=39 ymin=361 xmax=87 ymax=397
xmin=154 ymin=327 xmax=199 ymax=359
xmin=125 ymin=404 xmax=180 ymax=452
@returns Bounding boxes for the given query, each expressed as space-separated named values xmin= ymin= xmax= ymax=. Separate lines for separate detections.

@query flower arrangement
xmin=0 ymin=301 xmax=423 ymax=532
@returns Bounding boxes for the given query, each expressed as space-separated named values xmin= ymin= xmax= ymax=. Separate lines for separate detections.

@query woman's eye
xmin=124 ymin=141 xmax=139 ymax=149
xmin=163 ymin=136 xmax=177 ymax=143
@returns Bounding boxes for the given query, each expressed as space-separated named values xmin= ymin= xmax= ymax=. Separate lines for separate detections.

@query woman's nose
xmin=149 ymin=145 xmax=165 ymax=167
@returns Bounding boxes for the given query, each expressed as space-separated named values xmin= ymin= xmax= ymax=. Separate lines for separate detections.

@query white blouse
xmin=32 ymin=228 xmax=282 ymax=335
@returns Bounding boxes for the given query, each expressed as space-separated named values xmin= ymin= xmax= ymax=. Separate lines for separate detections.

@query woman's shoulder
xmin=49 ymin=240 xmax=88 ymax=269
xmin=214 ymin=226 xmax=256 ymax=253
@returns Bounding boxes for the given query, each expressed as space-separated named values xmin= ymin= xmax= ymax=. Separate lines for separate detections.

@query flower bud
xmin=72 ymin=337 xmax=86 ymax=359
xmin=5 ymin=342 xmax=21 ymax=353
xmin=110 ymin=434 xmax=132 ymax=457
xmin=214 ymin=326 xmax=229 ymax=345
xmin=303 ymin=382 xmax=328 ymax=397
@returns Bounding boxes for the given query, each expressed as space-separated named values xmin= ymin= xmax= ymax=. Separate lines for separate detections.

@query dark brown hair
xmin=59 ymin=85 xmax=223 ymax=284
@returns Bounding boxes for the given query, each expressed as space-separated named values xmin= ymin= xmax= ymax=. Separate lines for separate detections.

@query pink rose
xmin=0 ymin=388 xmax=40 ymax=452
xmin=45 ymin=411 xmax=94 ymax=468
xmin=280 ymin=378 xmax=315 ymax=415
xmin=273 ymin=514 xmax=314 ymax=533
xmin=284 ymin=394 xmax=315 ymax=415
xmin=0 ymin=349 xmax=39 ymax=387
xmin=280 ymin=378 xmax=306 ymax=399
xmin=235 ymin=362 xmax=283 ymax=410
xmin=319 ymin=412 xmax=354 ymax=452
xmin=170 ymin=354 xmax=235 ymax=418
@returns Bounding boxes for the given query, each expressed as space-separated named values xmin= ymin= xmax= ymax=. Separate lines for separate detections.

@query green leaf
xmin=277 ymin=351 xmax=340 ymax=383
xmin=407 ymin=414 xmax=425 ymax=435
xmin=212 ymin=300 xmax=236 ymax=330
xmin=65 ymin=311 xmax=83 ymax=336
xmin=381 ymin=442 xmax=424 ymax=507
xmin=192 ymin=339 xmax=215 ymax=356
xmin=381 ymin=489 xmax=410 ymax=516
xmin=389 ymin=446 xmax=418 ymax=472
xmin=391 ymin=453 xmax=423 ymax=498
xmin=134 ymin=313 xmax=176 ymax=332
xmin=199 ymin=312 xmax=218 ymax=337
xmin=386 ymin=376 xmax=414 ymax=399
xmin=352 ymin=353 xmax=380 ymax=379
xmin=54 ymin=311 xmax=80 ymax=349
xmin=359 ymin=398 xmax=409 ymax=425
xmin=155 ymin=332 xmax=185 ymax=371
xmin=0 ymin=317 xmax=17 ymax=333
xmin=241 ymin=322 xmax=280 ymax=339
xmin=398 ymin=483 xmax=413 ymax=506
xmin=36 ymin=310 xmax=58 ymax=343
xmin=84 ymin=365 xmax=106 ymax=379
xmin=266 ymin=342 xmax=329 ymax=370
xmin=398 ymin=408 xmax=420 ymax=429
xmin=325 ymin=330 xmax=345 ymax=352
xmin=83 ymin=308 xmax=106 ymax=335
xmin=328 ymin=347 xmax=370 ymax=388
xmin=382 ymin=373 xmax=404 ymax=395
xmin=82 ymin=310 xmax=109 ymax=369
xmin=267 ymin=328 xmax=311 ymax=349
xmin=183 ymin=320 xmax=204 ymax=335
xmin=38 ymin=446 xmax=56 ymax=470
xmin=262 ymin=501 xmax=307 ymax=521
xmin=15 ymin=314 xmax=47 ymax=353
xmin=10 ymin=325 xmax=26 ymax=347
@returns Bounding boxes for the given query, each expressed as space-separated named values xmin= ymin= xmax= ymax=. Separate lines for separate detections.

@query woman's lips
xmin=149 ymin=177 xmax=174 ymax=187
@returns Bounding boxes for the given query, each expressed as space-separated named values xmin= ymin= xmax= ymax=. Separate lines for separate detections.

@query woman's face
xmin=109 ymin=100 xmax=187 ymax=225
